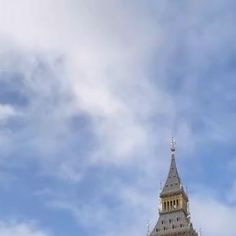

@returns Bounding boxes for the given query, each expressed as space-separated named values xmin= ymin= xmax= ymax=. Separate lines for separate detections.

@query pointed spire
xmin=160 ymin=137 xmax=182 ymax=196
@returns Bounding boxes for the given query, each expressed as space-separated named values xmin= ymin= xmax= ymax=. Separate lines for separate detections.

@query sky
xmin=0 ymin=0 xmax=236 ymax=236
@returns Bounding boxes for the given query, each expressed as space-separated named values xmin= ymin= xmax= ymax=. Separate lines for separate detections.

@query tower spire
xmin=160 ymin=137 xmax=181 ymax=197
xmin=149 ymin=138 xmax=198 ymax=236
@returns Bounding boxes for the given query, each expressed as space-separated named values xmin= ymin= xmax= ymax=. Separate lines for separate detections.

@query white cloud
xmin=0 ymin=0 xmax=174 ymax=166
xmin=0 ymin=0 xmax=234 ymax=167
xmin=0 ymin=221 xmax=50 ymax=236
xmin=0 ymin=104 xmax=16 ymax=122
xmin=191 ymin=192 xmax=236 ymax=236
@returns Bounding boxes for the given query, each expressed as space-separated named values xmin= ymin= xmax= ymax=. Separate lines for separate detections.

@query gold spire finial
xmin=170 ymin=137 xmax=176 ymax=152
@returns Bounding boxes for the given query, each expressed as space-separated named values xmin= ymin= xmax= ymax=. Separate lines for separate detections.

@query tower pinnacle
xmin=170 ymin=136 xmax=176 ymax=153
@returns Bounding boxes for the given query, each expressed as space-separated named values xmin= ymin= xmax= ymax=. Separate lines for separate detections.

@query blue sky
xmin=0 ymin=1 xmax=236 ymax=236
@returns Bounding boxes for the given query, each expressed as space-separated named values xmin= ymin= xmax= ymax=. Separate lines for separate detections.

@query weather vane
xmin=170 ymin=136 xmax=176 ymax=152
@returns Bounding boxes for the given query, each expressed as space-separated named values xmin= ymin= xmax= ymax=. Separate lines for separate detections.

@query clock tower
xmin=150 ymin=138 xmax=198 ymax=236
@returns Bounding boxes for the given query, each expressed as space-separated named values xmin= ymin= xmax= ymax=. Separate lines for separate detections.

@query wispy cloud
xmin=0 ymin=221 xmax=51 ymax=236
